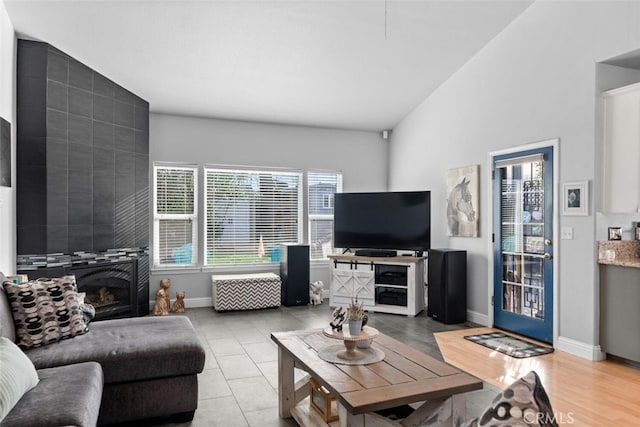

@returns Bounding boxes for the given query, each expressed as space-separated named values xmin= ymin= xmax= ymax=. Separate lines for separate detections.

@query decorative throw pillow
xmin=76 ymin=292 xmax=96 ymax=325
xmin=461 ymin=371 xmax=557 ymax=427
xmin=2 ymin=275 xmax=89 ymax=349
xmin=0 ymin=336 xmax=40 ymax=422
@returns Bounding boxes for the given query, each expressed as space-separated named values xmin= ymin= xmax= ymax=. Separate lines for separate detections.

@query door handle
xmin=544 ymin=239 xmax=552 ymax=246
xmin=526 ymin=253 xmax=552 ymax=259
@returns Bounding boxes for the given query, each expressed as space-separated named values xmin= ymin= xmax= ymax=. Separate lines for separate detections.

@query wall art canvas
xmin=0 ymin=117 xmax=10 ymax=187
xmin=446 ymin=164 xmax=479 ymax=237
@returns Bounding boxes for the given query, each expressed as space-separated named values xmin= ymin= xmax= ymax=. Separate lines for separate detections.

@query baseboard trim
xmin=466 ymin=310 xmax=489 ymax=327
xmin=556 ymin=336 xmax=606 ymax=361
xmin=185 ymin=297 xmax=214 ymax=308
xmin=148 ymin=299 xmax=492 ymax=323
xmin=149 ymin=297 xmax=213 ymax=310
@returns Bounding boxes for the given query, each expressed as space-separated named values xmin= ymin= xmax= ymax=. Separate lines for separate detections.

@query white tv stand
xmin=327 ymin=254 xmax=425 ymax=316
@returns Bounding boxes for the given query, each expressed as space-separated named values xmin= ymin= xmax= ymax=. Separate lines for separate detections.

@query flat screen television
xmin=333 ymin=191 xmax=431 ymax=253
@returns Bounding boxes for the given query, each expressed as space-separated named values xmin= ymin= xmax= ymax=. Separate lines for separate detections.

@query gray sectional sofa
xmin=0 ymin=283 xmax=206 ymax=426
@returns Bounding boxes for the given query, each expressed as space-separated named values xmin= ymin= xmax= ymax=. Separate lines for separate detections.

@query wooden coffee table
xmin=271 ymin=329 xmax=482 ymax=427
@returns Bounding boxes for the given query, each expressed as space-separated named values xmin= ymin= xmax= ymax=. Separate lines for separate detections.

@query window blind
xmin=308 ymin=171 xmax=342 ymax=260
xmin=205 ymin=167 xmax=302 ymax=265
xmin=153 ymin=165 xmax=197 ymax=266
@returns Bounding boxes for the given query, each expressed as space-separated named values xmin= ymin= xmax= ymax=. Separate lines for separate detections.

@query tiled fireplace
xmin=15 ymin=40 xmax=151 ymax=319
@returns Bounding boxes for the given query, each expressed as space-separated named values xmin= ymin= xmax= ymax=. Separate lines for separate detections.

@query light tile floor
xmin=124 ymin=301 xmax=500 ymax=426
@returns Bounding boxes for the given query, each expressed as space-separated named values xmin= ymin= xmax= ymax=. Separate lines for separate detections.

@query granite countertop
xmin=597 ymin=240 xmax=640 ymax=268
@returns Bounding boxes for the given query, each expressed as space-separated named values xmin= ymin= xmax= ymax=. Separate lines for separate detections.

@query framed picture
xmin=608 ymin=227 xmax=622 ymax=241
xmin=561 ymin=181 xmax=588 ymax=216
xmin=446 ymin=164 xmax=479 ymax=237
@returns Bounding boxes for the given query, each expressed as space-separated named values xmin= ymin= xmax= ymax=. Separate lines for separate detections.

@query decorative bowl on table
xmin=356 ymin=339 xmax=373 ymax=349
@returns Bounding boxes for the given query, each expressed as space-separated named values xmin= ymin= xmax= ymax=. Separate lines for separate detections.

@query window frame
xmin=307 ymin=170 xmax=343 ymax=261
xmin=152 ymin=163 xmax=199 ymax=269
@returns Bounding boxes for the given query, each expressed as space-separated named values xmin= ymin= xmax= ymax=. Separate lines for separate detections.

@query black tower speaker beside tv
xmin=280 ymin=244 xmax=310 ymax=306
xmin=427 ymin=248 xmax=467 ymax=324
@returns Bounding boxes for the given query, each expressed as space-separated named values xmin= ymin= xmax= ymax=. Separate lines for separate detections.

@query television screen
xmin=333 ymin=191 xmax=431 ymax=252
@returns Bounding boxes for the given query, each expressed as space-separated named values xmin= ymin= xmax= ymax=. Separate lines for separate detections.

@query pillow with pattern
xmin=2 ymin=275 xmax=88 ymax=349
xmin=462 ymin=371 xmax=557 ymax=427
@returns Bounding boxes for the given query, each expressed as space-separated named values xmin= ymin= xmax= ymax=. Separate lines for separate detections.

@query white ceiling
xmin=4 ymin=0 xmax=533 ymax=132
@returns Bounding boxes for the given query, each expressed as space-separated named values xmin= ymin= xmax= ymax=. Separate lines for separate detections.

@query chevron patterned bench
xmin=211 ymin=272 xmax=281 ymax=311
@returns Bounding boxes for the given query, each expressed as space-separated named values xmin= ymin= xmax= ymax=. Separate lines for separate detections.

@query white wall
xmin=149 ymin=113 xmax=387 ymax=303
xmin=389 ymin=1 xmax=640 ymax=359
xmin=0 ymin=2 xmax=15 ymax=275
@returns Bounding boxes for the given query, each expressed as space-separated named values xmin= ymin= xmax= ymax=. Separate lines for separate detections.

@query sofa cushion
xmin=2 ymin=276 xmax=88 ymax=349
xmin=461 ymin=370 xmax=557 ymax=427
xmin=25 ymin=316 xmax=205 ymax=384
xmin=0 ymin=337 xmax=39 ymax=422
xmin=0 ymin=362 xmax=103 ymax=427
xmin=0 ymin=273 xmax=16 ymax=341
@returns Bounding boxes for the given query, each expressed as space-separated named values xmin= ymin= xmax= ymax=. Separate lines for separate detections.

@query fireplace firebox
xmin=71 ymin=261 xmax=138 ymax=320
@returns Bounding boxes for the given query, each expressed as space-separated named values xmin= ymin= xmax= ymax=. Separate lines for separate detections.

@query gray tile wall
xmin=16 ymin=40 xmax=149 ymax=255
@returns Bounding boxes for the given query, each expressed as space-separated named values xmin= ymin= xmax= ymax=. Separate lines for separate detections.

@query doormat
xmin=464 ymin=332 xmax=554 ymax=358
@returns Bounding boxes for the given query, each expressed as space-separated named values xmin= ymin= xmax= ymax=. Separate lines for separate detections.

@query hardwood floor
xmin=434 ymin=327 xmax=640 ymax=426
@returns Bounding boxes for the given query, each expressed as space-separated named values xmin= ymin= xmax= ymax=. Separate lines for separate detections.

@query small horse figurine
xmin=447 ymin=177 xmax=476 ymax=236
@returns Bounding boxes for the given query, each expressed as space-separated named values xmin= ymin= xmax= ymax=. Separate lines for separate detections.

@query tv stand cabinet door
xmin=329 ymin=264 xmax=374 ymax=307
xmin=331 ymin=269 xmax=354 ymax=298
xmin=353 ymin=270 xmax=375 ymax=306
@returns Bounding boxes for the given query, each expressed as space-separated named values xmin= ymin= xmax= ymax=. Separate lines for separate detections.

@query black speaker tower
xmin=280 ymin=244 xmax=310 ymax=306
xmin=427 ymin=248 xmax=467 ymax=324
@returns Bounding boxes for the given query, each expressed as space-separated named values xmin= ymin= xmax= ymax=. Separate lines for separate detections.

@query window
xmin=308 ymin=171 xmax=342 ymax=260
xmin=322 ymin=194 xmax=334 ymax=209
xmin=153 ymin=165 xmax=198 ymax=267
xmin=205 ymin=167 xmax=302 ymax=265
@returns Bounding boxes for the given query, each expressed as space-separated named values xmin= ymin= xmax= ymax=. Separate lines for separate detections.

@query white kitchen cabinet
xmin=602 ymin=83 xmax=640 ymax=212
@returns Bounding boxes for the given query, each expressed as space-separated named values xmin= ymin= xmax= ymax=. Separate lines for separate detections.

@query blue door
xmin=493 ymin=147 xmax=553 ymax=344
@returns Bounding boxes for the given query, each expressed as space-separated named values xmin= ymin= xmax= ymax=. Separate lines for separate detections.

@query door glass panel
xmin=500 ymin=160 xmax=545 ymax=320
